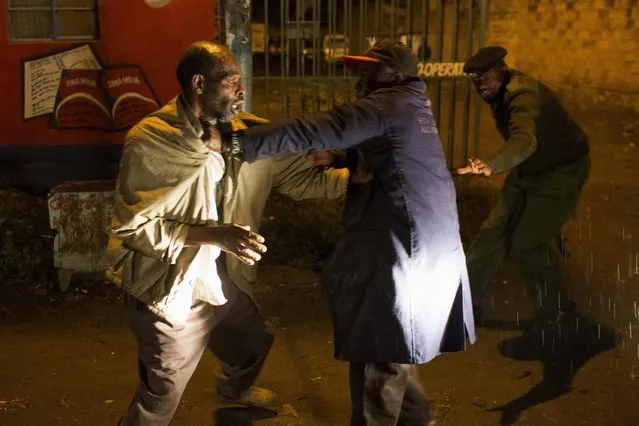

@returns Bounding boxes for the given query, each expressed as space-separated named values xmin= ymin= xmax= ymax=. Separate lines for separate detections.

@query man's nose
xmin=238 ymin=85 xmax=245 ymax=96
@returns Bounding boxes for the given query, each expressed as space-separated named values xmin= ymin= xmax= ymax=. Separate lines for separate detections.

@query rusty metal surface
xmin=48 ymin=180 xmax=115 ymax=275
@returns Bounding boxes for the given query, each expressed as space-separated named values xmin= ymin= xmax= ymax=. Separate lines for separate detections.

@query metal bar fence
xmin=216 ymin=0 xmax=488 ymax=168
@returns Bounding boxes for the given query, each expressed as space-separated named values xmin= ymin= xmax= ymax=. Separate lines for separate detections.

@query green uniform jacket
xmin=487 ymin=70 xmax=589 ymax=175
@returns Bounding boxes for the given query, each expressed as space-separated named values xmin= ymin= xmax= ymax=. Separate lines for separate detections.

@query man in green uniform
xmin=456 ymin=46 xmax=590 ymax=324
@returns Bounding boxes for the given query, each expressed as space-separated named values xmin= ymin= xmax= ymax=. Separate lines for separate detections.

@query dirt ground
xmin=1 ymin=104 xmax=639 ymax=426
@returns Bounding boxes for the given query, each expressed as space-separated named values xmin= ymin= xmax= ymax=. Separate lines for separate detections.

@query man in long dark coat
xmin=209 ymin=39 xmax=476 ymax=425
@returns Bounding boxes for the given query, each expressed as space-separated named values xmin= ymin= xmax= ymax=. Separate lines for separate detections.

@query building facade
xmin=1 ymin=0 xmax=216 ymax=190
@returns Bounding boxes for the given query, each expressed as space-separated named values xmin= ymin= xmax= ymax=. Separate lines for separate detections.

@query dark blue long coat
xmin=242 ymin=79 xmax=476 ymax=364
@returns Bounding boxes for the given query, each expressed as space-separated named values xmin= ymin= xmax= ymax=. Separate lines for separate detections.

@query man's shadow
xmin=480 ymin=313 xmax=617 ymax=425
xmin=213 ymin=406 xmax=278 ymax=426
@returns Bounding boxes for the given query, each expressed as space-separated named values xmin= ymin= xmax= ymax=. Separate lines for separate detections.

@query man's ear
xmin=392 ymin=72 xmax=403 ymax=84
xmin=192 ymin=74 xmax=205 ymax=95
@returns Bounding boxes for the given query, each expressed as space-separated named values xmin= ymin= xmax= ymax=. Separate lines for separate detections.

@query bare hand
xmin=213 ymin=224 xmax=267 ymax=266
xmin=455 ymin=158 xmax=493 ymax=176
xmin=311 ymin=151 xmax=335 ymax=166
xmin=201 ymin=120 xmax=224 ymax=153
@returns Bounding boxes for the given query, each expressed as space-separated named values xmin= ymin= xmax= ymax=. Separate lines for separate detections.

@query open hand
xmin=213 ymin=224 xmax=267 ymax=266
xmin=455 ymin=158 xmax=493 ymax=176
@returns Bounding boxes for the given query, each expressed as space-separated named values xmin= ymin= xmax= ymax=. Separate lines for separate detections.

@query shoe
xmin=218 ymin=386 xmax=277 ymax=408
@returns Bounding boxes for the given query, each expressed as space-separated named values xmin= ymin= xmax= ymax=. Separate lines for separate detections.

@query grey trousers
xmin=349 ymin=363 xmax=432 ymax=426
xmin=119 ymin=284 xmax=274 ymax=426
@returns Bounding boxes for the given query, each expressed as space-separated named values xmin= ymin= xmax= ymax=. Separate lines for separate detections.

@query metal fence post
xmin=461 ymin=0 xmax=474 ymax=165
xmin=446 ymin=0 xmax=460 ymax=169
xmin=474 ymin=0 xmax=489 ymax=157
xmin=225 ymin=0 xmax=253 ymax=112
xmin=240 ymin=0 xmax=487 ymax=154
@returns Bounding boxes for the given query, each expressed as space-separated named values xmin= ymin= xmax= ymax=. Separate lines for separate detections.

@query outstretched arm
xmin=456 ymin=89 xmax=539 ymax=176
xmin=272 ymin=153 xmax=348 ymax=200
xmin=486 ymin=89 xmax=539 ymax=174
xmin=232 ymin=97 xmax=387 ymax=163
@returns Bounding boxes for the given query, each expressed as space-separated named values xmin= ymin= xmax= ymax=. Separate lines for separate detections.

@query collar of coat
xmin=128 ymin=96 xmax=271 ymax=186
xmin=150 ymin=94 xmax=270 ymax=148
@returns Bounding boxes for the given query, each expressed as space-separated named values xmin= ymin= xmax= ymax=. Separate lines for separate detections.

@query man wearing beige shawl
xmin=107 ymin=42 xmax=347 ymax=425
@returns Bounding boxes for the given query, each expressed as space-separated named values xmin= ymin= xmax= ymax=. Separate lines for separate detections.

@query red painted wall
xmin=0 ymin=0 xmax=217 ymax=146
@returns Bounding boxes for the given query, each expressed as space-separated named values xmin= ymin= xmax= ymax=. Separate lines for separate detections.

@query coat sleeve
xmin=241 ymin=96 xmax=386 ymax=163
xmin=111 ymin=215 xmax=188 ymax=265
xmin=110 ymin=139 xmax=190 ymax=264
xmin=271 ymin=154 xmax=348 ymax=200
xmin=487 ymin=88 xmax=539 ymax=175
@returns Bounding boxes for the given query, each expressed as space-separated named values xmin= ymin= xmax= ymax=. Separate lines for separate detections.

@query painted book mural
xmin=52 ymin=67 xmax=158 ymax=131
xmin=23 ymin=45 xmax=158 ymax=131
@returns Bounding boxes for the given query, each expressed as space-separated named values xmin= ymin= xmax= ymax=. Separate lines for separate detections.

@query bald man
xmin=107 ymin=42 xmax=347 ymax=425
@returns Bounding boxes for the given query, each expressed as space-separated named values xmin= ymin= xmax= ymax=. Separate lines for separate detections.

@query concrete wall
xmin=488 ymin=0 xmax=639 ymax=111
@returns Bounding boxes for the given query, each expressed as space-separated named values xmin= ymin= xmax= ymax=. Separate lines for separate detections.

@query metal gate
xmin=217 ymin=0 xmax=488 ymax=168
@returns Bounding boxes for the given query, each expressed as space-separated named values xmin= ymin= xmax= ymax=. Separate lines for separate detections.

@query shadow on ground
xmin=214 ymin=406 xmax=278 ymax=426
xmin=479 ymin=312 xmax=617 ymax=425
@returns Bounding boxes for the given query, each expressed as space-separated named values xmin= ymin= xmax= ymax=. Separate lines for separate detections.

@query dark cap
xmin=463 ymin=46 xmax=507 ymax=75
xmin=342 ymin=39 xmax=418 ymax=77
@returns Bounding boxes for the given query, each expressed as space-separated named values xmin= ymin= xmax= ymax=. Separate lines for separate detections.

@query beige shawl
xmin=106 ymin=95 xmax=228 ymax=322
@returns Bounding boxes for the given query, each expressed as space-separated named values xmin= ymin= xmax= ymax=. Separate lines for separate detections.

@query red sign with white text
xmin=102 ymin=67 xmax=159 ymax=130
xmin=53 ymin=69 xmax=112 ymax=130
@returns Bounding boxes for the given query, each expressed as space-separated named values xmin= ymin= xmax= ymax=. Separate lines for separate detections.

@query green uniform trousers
xmin=467 ymin=155 xmax=590 ymax=317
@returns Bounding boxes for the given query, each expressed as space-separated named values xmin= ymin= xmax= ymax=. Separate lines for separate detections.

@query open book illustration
xmin=51 ymin=67 xmax=159 ymax=131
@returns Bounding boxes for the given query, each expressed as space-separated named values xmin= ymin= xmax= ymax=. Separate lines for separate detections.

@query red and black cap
xmin=342 ymin=39 xmax=419 ymax=77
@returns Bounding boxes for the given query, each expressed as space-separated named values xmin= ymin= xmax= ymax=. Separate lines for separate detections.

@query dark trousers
xmin=119 ymin=284 xmax=274 ymax=426
xmin=467 ymin=156 xmax=590 ymax=319
xmin=349 ymin=363 xmax=432 ymax=426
